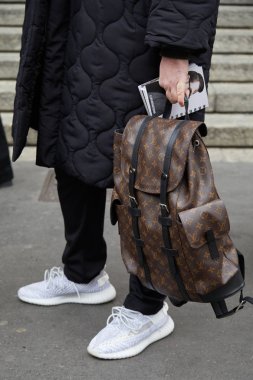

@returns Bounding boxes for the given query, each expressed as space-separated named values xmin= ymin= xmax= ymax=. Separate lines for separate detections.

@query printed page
xmin=138 ymin=63 xmax=208 ymax=118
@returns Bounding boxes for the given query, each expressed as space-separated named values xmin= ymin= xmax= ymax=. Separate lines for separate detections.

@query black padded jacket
xmin=12 ymin=0 xmax=220 ymax=188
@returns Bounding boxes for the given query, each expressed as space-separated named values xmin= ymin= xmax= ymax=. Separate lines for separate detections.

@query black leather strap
xmin=128 ymin=116 xmax=153 ymax=200
xmin=211 ymin=290 xmax=253 ymax=319
xmin=243 ymin=296 xmax=253 ymax=304
xmin=206 ymin=229 xmax=220 ymax=260
xmin=128 ymin=206 xmax=141 ymax=217
xmin=211 ymin=299 xmax=241 ymax=319
xmin=211 ymin=251 xmax=253 ymax=318
xmin=159 ymin=120 xmax=190 ymax=301
xmin=158 ymin=215 xmax=172 ymax=226
xmin=161 ymin=247 xmax=179 ymax=258
xmin=128 ymin=116 xmax=155 ymax=289
xmin=184 ymin=96 xmax=190 ymax=120
xmin=160 ymin=120 xmax=188 ymax=207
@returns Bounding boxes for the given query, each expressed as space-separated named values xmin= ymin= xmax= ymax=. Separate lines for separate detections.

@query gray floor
xmin=0 ymin=160 xmax=252 ymax=380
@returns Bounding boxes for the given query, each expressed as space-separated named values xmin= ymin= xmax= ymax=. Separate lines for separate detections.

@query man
xmin=12 ymin=0 xmax=220 ymax=359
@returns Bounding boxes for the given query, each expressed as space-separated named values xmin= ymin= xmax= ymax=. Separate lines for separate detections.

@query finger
xmin=185 ymin=77 xmax=190 ymax=99
xmin=165 ymin=89 xmax=172 ymax=103
xmin=166 ymin=87 xmax=178 ymax=104
xmin=171 ymin=86 xmax=179 ymax=104
xmin=177 ymin=81 xmax=186 ymax=107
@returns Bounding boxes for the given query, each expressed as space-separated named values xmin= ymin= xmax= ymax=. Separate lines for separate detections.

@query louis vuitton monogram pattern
xmin=121 ymin=116 xmax=205 ymax=194
xmin=137 ymin=191 xmax=184 ymax=299
xmin=111 ymin=115 xmax=242 ymax=302
xmin=116 ymin=204 xmax=148 ymax=288
xmin=178 ymin=199 xmax=230 ymax=249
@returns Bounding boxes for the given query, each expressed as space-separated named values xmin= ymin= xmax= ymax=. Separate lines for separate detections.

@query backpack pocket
xmin=178 ymin=199 xmax=230 ymax=257
xmin=177 ymin=199 xmax=240 ymax=296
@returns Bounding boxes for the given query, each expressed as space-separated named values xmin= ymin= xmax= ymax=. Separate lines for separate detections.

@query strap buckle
xmin=160 ymin=203 xmax=169 ymax=214
xmin=235 ymin=299 xmax=246 ymax=313
xmin=129 ymin=195 xmax=138 ymax=207
xmin=129 ymin=167 xmax=136 ymax=175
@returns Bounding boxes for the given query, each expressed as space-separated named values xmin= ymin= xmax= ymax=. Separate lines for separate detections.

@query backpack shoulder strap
xmin=128 ymin=116 xmax=155 ymax=290
xmin=159 ymin=119 xmax=190 ymax=301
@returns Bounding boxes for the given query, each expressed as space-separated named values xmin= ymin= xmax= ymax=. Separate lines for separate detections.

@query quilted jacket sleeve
xmin=12 ymin=0 xmax=49 ymax=161
xmin=145 ymin=0 xmax=220 ymax=59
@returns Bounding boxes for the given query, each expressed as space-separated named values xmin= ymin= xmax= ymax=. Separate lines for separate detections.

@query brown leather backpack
xmin=111 ymin=115 xmax=252 ymax=318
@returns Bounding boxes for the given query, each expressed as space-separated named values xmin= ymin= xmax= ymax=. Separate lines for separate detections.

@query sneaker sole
xmin=87 ymin=315 xmax=175 ymax=360
xmin=18 ymin=284 xmax=116 ymax=306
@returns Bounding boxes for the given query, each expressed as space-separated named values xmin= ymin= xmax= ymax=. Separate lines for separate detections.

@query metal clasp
xmin=161 ymin=172 xmax=168 ymax=180
xmin=193 ymin=139 xmax=200 ymax=152
xmin=235 ymin=299 xmax=246 ymax=313
xmin=160 ymin=203 xmax=169 ymax=214
xmin=129 ymin=195 xmax=138 ymax=207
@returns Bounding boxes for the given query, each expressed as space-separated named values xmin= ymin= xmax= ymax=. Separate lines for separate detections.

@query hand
xmin=159 ymin=57 xmax=190 ymax=107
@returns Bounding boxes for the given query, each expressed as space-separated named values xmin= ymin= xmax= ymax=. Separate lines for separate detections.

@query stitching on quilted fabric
xmin=59 ymin=1 xmax=96 ymax=156
xmin=70 ymin=1 xmax=124 ymax=165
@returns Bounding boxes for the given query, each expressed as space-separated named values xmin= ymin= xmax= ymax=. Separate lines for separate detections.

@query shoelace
xmin=106 ymin=306 xmax=152 ymax=333
xmin=44 ymin=267 xmax=80 ymax=298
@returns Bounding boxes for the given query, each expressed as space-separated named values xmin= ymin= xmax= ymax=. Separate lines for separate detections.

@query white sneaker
xmin=87 ymin=302 xmax=174 ymax=359
xmin=17 ymin=267 xmax=116 ymax=306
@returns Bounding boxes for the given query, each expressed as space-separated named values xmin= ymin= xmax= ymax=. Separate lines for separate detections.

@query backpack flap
xmin=121 ymin=115 xmax=206 ymax=195
xmin=178 ymin=199 xmax=231 ymax=251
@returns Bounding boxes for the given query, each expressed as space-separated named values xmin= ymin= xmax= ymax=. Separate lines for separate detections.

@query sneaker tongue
xmin=45 ymin=267 xmax=65 ymax=290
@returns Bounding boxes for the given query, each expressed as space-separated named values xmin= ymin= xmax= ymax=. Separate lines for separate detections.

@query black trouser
xmin=0 ymin=116 xmax=13 ymax=185
xmin=55 ymin=168 xmax=165 ymax=315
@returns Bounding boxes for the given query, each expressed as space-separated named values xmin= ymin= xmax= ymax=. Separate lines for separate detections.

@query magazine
xmin=138 ymin=63 xmax=208 ymax=119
